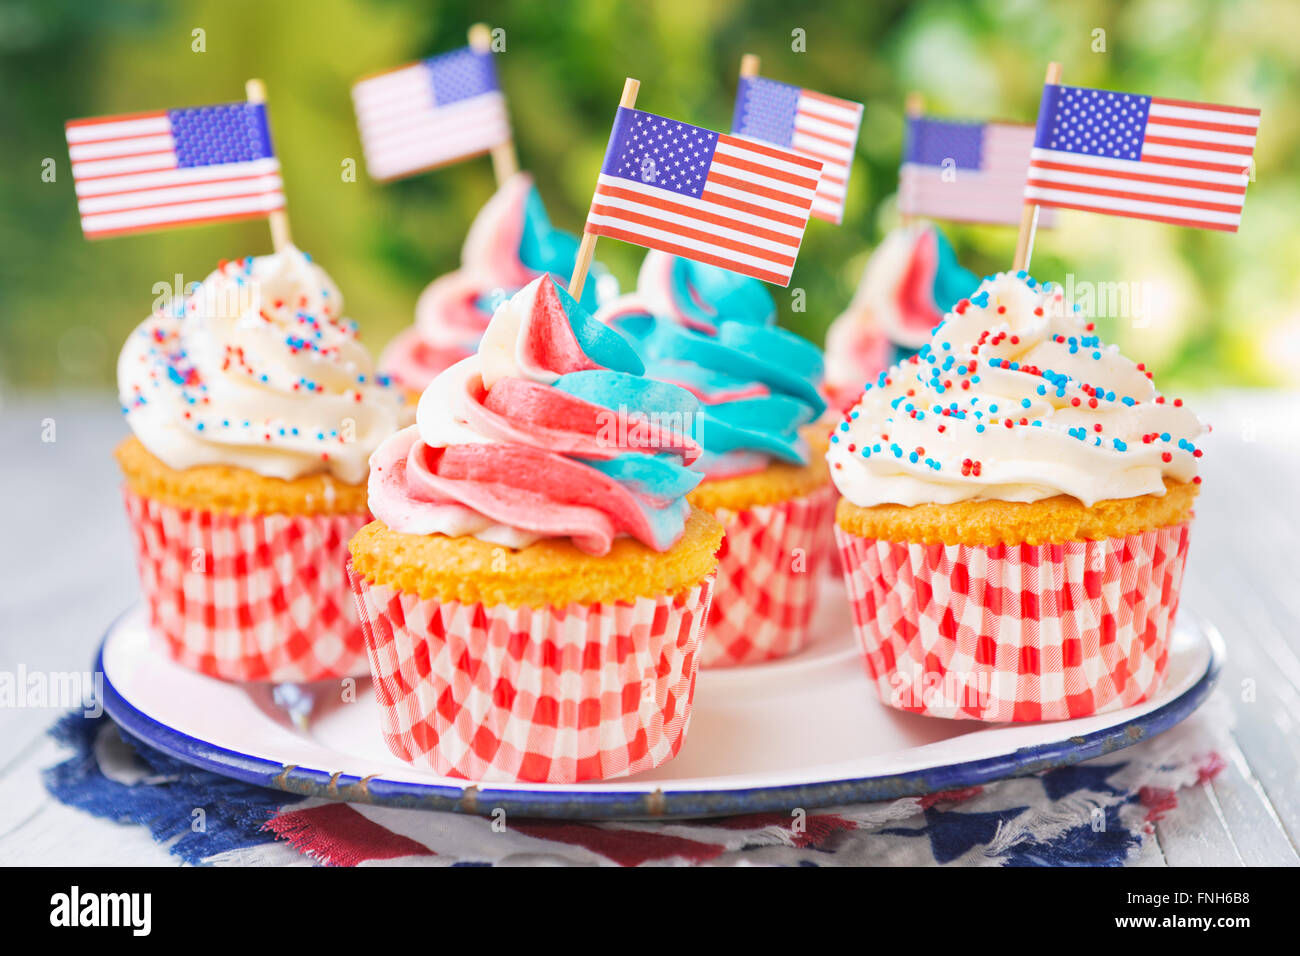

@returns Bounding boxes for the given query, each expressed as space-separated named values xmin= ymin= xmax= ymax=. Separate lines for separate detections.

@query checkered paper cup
xmin=701 ymin=483 xmax=838 ymax=668
xmin=835 ymin=522 xmax=1192 ymax=722
xmin=123 ymin=489 xmax=370 ymax=683
xmin=816 ymin=489 xmax=843 ymax=578
xmin=347 ymin=561 xmax=715 ymax=783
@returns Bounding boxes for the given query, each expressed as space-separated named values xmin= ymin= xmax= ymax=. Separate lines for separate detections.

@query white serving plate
xmin=98 ymin=581 xmax=1222 ymax=820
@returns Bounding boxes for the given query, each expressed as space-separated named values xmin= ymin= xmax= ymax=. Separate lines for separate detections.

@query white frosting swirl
xmin=828 ymin=272 xmax=1204 ymax=508
xmin=118 ymin=247 xmax=402 ymax=484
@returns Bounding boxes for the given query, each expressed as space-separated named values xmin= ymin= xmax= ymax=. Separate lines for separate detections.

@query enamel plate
xmin=99 ymin=581 xmax=1222 ymax=820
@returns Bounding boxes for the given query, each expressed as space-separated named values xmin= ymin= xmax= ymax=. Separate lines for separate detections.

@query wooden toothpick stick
xmin=1012 ymin=61 xmax=1062 ymax=273
xmin=739 ymin=53 xmax=760 ymax=78
xmin=568 ymin=77 xmax=640 ymax=301
xmin=469 ymin=22 xmax=519 ymax=185
xmin=245 ymin=78 xmax=292 ymax=253
xmin=900 ymin=90 xmax=924 ymax=227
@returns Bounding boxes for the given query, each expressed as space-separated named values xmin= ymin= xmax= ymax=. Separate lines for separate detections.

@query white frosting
xmin=828 ymin=272 xmax=1205 ymax=508
xmin=404 ymin=284 xmax=546 ymax=547
xmin=118 ymin=247 xmax=401 ymax=484
xmin=415 ymin=356 xmax=492 ymax=449
xmin=477 ymin=276 xmax=560 ymax=389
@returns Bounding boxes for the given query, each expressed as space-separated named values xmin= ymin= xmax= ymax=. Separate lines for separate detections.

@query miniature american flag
xmin=586 ymin=107 xmax=822 ymax=286
xmin=352 ymin=47 xmax=510 ymax=182
xmin=65 ymin=103 xmax=284 ymax=240
xmin=900 ymin=117 xmax=1054 ymax=227
xmin=1025 ymin=84 xmax=1260 ymax=232
xmin=731 ymin=75 xmax=862 ymax=224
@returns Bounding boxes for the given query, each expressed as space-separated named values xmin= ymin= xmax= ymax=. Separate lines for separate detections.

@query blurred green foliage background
xmin=2 ymin=0 xmax=1296 ymax=394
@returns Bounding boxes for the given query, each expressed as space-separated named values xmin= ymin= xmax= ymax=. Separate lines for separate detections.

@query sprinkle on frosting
xmin=827 ymin=271 xmax=1205 ymax=508
xmin=118 ymin=247 xmax=402 ymax=484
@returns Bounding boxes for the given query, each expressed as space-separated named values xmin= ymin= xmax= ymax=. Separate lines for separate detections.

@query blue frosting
xmin=653 ymin=256 xmax=777 ymax=332
xmin=930 ymin=226 xmax=979 ymax=317
xmin=551 ymin=368 xmax=704 ymax=548
xmin=606 ymin=260 xmax=826 ymax=471
xmin=550 ymin=281 xmax=644 ymax=376
xmin=482 ymin=279 xmax=704 ymax=549
xmin=472 ymin=183 xmax=604 ymax=313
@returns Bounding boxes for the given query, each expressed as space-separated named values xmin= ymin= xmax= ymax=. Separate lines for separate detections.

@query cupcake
xmin=597 ymin=252 xmax=835 ymax=668
xmin=348 ymin=275 xmax=724 ymax=783
xmin=379 ymin=172 xmax=616 ymax=399
xmin=824 ymin=221 xmax=977 ymax=412
xmin=116 ymin=247 xmax=403 ymax=682
xmin=829 ymin=271 xmax=1202 ymax=722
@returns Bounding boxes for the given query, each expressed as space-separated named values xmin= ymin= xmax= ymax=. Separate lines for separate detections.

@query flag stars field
xmin=732 ymin=73 xmax=863 ymax=224
xmin=586 ymin=105 xmax=822 ymax=286
xmin=1026 ymin=83 xmax=1260 ymax=232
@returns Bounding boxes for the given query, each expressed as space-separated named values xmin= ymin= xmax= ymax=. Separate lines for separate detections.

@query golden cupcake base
xmin=114 ymin=436 xmax=368 ymax=516
xmin=348 ymin=507 xmax=723 ymax=609
xmin=835 ymin=478 xmax=1198 ymax=546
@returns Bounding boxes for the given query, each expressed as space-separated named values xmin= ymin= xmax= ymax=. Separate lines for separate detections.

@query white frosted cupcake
xmin=116 ymin=247 xmax=402 ymax=682
xmin=830 ymin=271 xmax=1203 ymax=721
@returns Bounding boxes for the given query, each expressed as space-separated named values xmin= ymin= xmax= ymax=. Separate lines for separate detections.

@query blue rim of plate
xmin=97 ymin=611 xmax=1223 ymax=821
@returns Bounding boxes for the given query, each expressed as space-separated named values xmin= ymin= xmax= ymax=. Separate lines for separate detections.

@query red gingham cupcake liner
xmin=835 ymin=522 xmax=1191 ymax=722
xmin=347 ymin=561 xmax=715 ymax=783
xmin=701 ymin=483 xmax=838 ymax=668
xmin=123 ymin=488 xmax=370 ymax=683
xmin=816 ymin=490 xmax=842 ymax=578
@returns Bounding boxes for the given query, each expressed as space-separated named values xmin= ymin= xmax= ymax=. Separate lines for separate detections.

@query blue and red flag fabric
xmin=585 ymin=107 xmax=822 ymax=286
xmin=900 ymin=116 xmax=1054 ymax=227
xmin=1024 ymin=84 xmax=1260 ymax=232
xmin=65 ymin=102 xmax=284 ymax=239
xmin=352 ymin=46 xmax=510 ymax=182
xmin=43 ymin=708 xmax=1232 ymax=867
xmin=731 ymin=75 xmax=863 ymax=225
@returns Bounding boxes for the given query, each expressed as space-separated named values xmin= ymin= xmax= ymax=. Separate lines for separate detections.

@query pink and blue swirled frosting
xmin=595 ymin=252 xmax=826 ymax=480
xmin=380 ymin=172 xmax=615 ymax=393
xmin=824 ymin=222 xmax=978 ymax=410
xmin=369 ymin=274 xmax=705 ymax=556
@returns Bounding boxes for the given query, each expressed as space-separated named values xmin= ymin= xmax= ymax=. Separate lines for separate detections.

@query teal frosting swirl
xmin=600 ymin=256 xmax=826 ymax=478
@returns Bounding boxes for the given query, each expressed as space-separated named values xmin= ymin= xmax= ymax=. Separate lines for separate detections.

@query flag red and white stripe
xmin=787 ymin=91 xmax=862 ymax=224
xmin=1025 ymin=87 xmax=1260 ymax=233
xmin=900 ymin=121 xmax=1055 ymax=227
xmin=731 ymin=76 xmax=862 ymax=225
xmin=587 ymin=108 xmax=821 ymax=286
xmin=66 ymin=108 xmax=284 ymax=240
xmin=352 ymin=49 xmax=510 ymax=182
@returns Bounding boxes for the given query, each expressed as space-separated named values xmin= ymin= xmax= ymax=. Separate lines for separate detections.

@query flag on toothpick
xmin=584 ymin=107 xmax=822 ymax=286
xmin=65 ymin=102 xmax=285 ymax=239
xmin=1024 ymin=84 xmax=1260 ymax=232
xmin=352 ymin=45 xmax=511 ymax=182
xmin=731 ymin=75 xmax=863 ymax=224
xmin=900 ymin=116 xmax=1055 ymax=227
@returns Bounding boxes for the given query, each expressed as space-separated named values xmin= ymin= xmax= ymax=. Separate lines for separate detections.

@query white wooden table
xmin=1 ymin=392 xmax=1297 ymax=866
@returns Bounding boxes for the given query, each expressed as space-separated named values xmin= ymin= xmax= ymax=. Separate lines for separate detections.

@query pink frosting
xmin=369 ymin=371 xmax=698 ymax=555
xmin=369 ymin=278 xmax=704 ymax=556
xmin=824 ymin=225 xmax=948 ymax=411
xmin=379 ymin=324 xmax=477 ymax=397
xmin=379 ymin=174 xmax=540 ymax=393
xmin=466 ymin=376 xmax=697 ymax=462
